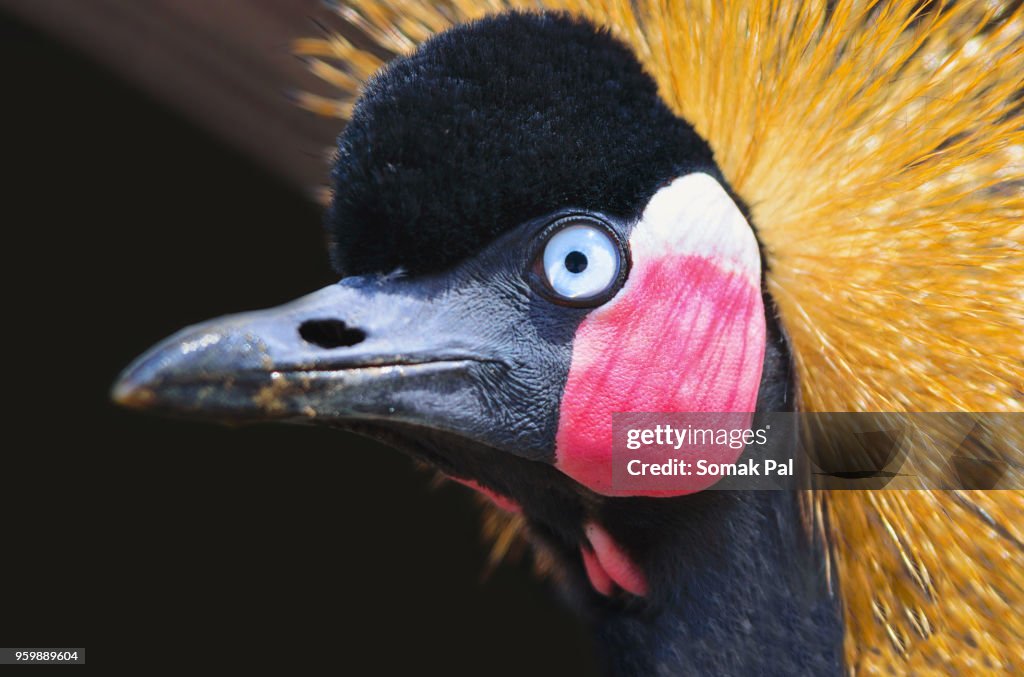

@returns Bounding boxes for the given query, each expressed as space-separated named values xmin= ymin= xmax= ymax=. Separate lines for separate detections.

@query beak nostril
xmin=298 ymin=319 xmax=367 ymax=349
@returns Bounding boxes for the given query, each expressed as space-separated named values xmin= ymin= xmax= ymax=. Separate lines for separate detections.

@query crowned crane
xmin=114 ymin=2 xmax=1024 ymax=674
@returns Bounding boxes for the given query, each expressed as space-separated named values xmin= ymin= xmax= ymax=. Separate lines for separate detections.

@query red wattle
xmin=580 ymin=546 xmax=615 ymax=596
xmin=584 ymin=522 xmax=648 ymax=597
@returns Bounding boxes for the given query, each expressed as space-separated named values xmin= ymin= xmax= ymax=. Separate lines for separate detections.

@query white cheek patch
xmin=629 ymin=173 xmax=761 ymax=286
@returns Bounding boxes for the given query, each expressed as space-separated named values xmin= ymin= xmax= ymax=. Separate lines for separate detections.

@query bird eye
xmin=533 ymin=219 xmax=626 ymax=305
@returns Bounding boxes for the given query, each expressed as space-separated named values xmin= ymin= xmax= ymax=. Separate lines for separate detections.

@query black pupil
xmin=564 ymin=250 xmax=588 ymax=274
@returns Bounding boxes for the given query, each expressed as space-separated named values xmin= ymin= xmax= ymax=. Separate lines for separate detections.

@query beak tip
xmin=111 ymin=375 xmax=158 ymax=410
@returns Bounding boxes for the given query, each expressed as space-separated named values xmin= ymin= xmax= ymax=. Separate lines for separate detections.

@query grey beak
xmin=112 ymin=279 xmax=502 ymax=427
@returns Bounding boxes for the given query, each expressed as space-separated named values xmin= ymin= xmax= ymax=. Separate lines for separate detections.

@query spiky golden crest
xmin=295 ymin=1 xmax=1024 ymax=672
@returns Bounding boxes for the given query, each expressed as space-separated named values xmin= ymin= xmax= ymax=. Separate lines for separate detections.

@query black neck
xmin=589 ymin=490 xmax=844 ymax=676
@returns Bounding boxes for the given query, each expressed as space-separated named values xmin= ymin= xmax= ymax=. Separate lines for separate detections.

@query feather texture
xmin=295 ymin=1 xmax=1024 ymax=672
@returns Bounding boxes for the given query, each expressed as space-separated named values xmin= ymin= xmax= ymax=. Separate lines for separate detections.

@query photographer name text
xmin=626 ymin=458 xmax=793 ymax=477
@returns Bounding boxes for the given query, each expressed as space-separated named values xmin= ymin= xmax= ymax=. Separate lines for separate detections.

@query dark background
xmin=2 ymin=10 xmax=598 ymax=674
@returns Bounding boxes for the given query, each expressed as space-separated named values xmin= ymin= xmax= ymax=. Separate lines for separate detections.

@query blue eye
xmin=540 ymin=222 xmax=622 ymax=302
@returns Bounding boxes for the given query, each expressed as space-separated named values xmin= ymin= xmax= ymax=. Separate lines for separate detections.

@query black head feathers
xmin=326 ymin=11 xmax=715 ymax=277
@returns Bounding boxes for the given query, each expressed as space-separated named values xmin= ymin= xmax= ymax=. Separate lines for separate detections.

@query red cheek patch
xmin=555 ymin=174 xmax=766 ymax=496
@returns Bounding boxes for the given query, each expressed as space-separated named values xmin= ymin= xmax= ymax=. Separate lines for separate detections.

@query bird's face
xmin=115 ymin=12 xmax=781 ymax=592
xmin=116 ymin=171 xmax=765 ymax=488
